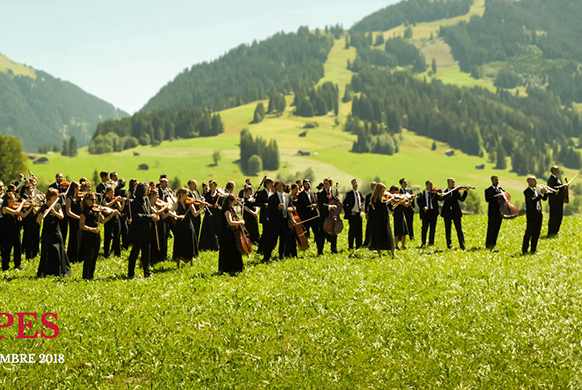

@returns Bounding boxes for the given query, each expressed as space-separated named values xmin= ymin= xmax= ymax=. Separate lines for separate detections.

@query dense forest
xmin=0 ymin=68 xmax=127 ymax=152
xmin=293 ymin=82 xmax=339 ymax=117
xmin=88 ymin=107 xmax=223 ymax=154
xmin=239 ymin=129 xmax=280 ymax=174
xmin=349 ymin=67 xmax=582 ymax=175
xmin=440 ymin=0 xmax=582 ymax=101
xmin=348 ymin=34 xmax=426 ymax=74
xmin=143 ymin=27 xmax=335 ymax=113
xmin=351 ymin=0 xmax=473 ymax=33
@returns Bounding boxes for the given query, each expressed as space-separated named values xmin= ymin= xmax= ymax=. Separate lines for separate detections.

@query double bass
xmin=230 ymin=206 xmax=253 ymax=255
xmin=497 ymin=189 xmax=518 ymax=219
xmin=323 ymin=183 xmax=344 ymax=235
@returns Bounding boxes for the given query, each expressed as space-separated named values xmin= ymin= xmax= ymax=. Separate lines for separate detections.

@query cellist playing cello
xmin=317 ymin=177 xmax=339 ymax=256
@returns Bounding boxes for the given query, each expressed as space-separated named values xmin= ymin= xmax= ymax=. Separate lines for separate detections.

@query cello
xmin=323 ymin=183 xmax=344 ymax=235
xmin=291 ymin=210 xmax=309 ymax=251
xmin=230 ymin=204 xmax=253 ymax=255
xmin=497 ymin=189 xmax=518 ymax=219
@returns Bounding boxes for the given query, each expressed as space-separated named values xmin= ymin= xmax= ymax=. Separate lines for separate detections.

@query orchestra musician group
xmin=0 ymin=165 xmax=574 ymax=279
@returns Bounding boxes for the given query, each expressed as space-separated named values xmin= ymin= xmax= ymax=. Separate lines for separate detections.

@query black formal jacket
xmin=267 ymin=192 xmax=290 ymax=227
xmin=417 ymin=190 xmax=440 ymax=219
xmin=254 ymin=188 xmax=270 ymax=224
xmin=524 ymin=187 xmax=547 ymax=219
xmin=485 ymin=186 xmax=503 ymax=217
xmin=296 ymin=190 xmax=318 ymax=220
xmin=547 ymin=175 xmax=565 ymax=206
xmin=317 ymin=188 xmax=337 ymax=221
xmin=129 ymin=196 xmax=153 ymax=241
xmin=96 ymin=182 xmax=108 ymax=199
xmin=440 ymin=189 xmax=468 ymax=218
xmin=343 ymin=189 xmax=364 ymax=220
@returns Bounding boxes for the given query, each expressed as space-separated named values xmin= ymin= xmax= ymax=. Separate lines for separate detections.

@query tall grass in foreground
xmin=1 ymin=215 xmax=582 ymax=389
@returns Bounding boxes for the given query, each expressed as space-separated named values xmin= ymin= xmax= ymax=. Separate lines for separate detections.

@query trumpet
xmin=537 ymin=184 xmax=558 ymax=194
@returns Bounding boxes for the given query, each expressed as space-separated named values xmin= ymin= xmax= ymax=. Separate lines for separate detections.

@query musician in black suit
xmin=399 ymin=178 xmax=415 ymax=240
xmin=417 ymin=180 xmax=440 ymax=246
xmin=238 ymin=178 xmax=252 ymax=198
xmin=262 ymin=180 xmax=292 ymax=262
xmin=296 ymin=179 xmax=319 ymax=240
xmin=158 ymin=178 xmax=170 ymax=203
xmin=128 ymin=182 xmax=159 ymax=278
xmin=440 ymin=178 xmax=469 ymax=250
xmin=95 ymin=170 xmax=109 ymax=204
xmin=523 ymin=176 xmax=548 ymax=254
xmin=484 ymin=175 xmax=503 ymax=249
xmin=49 ymin=172 xmax=69 ymax=242
xmin=317 ymin=177 xmax=338 ymax=255
xmin=187 ymin=179 xmax=203 ymax=239
xmin=255 ymin=177 xmax=274 ymax=255
xmin=363 ymin=182 xmax=376 ymax=247
xmin=343 ymin=179 xmax=364 ymax=250
xmin=547 ymin=166 xmax=566 ymax=237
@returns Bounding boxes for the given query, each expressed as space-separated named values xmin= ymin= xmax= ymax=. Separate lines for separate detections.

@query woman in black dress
xmin=36 ymin=188 xmax=71 ymax=278
xmin=387 ymin=185 xmax=412 ymax=250
xmin=242 ymin=186 xmax=259 ymax=245
xmin=199 ymin=180 xmax=221 ymax=251
xmin=102 ymin=187 xmax=126 ymax=258
xmin=218 ymin=194 xmax=245 ymax=275
xmin=368 ymin=183 xmax=396 ymax=258
xmin=172 ymin=188 xmax=203 ymax=268
xmin=284 ymin=184 xmax=299 ymax=258
xmin=79 ymin=193 xmax=119 ymax=280
xmin=148 ymin=189 xmax=178 ymax=265
xmin=2 ymin=192 xmax=32 ymax=270
xmin=65 ymin=181 xmax=82 ymax=263
xmin=20 ymin=183 xmax=41 ymax=260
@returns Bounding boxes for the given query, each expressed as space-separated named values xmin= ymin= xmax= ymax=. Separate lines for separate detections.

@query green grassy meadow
xmin=2 ymin=215 xmax=582 ymax=388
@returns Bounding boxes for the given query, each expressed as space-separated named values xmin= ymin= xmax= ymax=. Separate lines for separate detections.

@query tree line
xmin=143 ymin=27 xmax=334 ymax=113
xmin=348 ymin=66 xmax=582 ymax=175
xmin=239 ymin=129 xmax=280 ymax=175
xmin=350 ymin=0 xmax=473 ymax=33
xmin=292 ymin=82 xmax=339 ymax=117
xmin=88 ymin=107 xmax=224 ymax=155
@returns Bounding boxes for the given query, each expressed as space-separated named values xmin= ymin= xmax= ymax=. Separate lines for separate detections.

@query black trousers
xmin=120 ymin=214 xmax=130 ymax=250
xmin=81 ymin=231 xmax=100 ymax=280
xmin=486 ymin=213 xmax=502 ymax=249
xmin=103 ymin=218 xmax=121 ymax=258
xmin=22 ymin=223 xmax=40 ymax=259
xmin=347 ymin=213 xmax=363 ymax=249
xmin=404 ymin=209 xmax=414 ymax=239
xmin=421 ymin=212 xmax=438 ymax=246
xmin=263 ymin=220 xmax=289 ymax=261
xmin=257 ymin=220 xmax=271 ymax=254
xmin=443 ymin=216 xmax=465 ymax=250
xmin=317 ymin=222 xmax=337 ymax=255
xmin=128 ymin=238 xmax=151 ymax=278
xmin=523 ymin=215 xmax=542 ymax=253
xmin=547 ymin=202 xmax=563 ymax=236
xmin=285 ymin=227 xmax=297 ymax=258
xmin=1 ymin=234 xmax=21 ymax=271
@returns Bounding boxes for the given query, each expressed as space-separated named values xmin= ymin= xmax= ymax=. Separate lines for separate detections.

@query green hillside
xmin=0 ymin=53 xmax=128 ymax=152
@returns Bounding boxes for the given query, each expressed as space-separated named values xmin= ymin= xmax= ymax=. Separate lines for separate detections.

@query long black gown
xmin=81 ymin=207 xmax=101 ymax=280
xmin=218 ymin=208 xmax=244 ymax=274
xmin=243 ymin=198 xmax=260 ymax=245
xmin=389 ymin=203 xmax=409 ymax=237
xmin=37 ymin=204 xmax=71 ymax=278
xmin=67 ymin=197 xmax=82 ymax=263
xmin=173 ymin=202 xmax=199 ymax=261
xmin=150 ymin=209 xmax=168 ymax=265
xmin=199 ymin=192 xmax=221 ymax=251
xmin=368 ymin=198 xmax=395 ymax=251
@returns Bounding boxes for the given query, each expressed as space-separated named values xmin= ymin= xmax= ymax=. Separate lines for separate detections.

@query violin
xmin=497 ymin=189 xmax=518 ymax=219
xmin=91 ymin=205 xmax=117 ymax=214
xmin=229 ymin=208 xmax=253 ymax=255
xmin=60 ymin=180 xmax=70 ymax=191
xmin=323 ymin=183 xmax=344 ymax=235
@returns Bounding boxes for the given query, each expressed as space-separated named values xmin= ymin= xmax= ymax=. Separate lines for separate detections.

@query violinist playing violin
xmin=296 ymin=179 xmax=319 ymax=241
xmin=441 ymin=178 xmax=470 ymax=251
xmin=522 ymin=176 xmax=548 ymax=254
xmin=485 ymin=175 xmax=503 ymax=249
xmin=547 ymin=166 xmax=566 ymax=237
xmin=262 ymin=180 xmax=292 ymax=263
xmin=343 ymin=179 xmax=364 ymax=250
xmin=417 ymin=180 xmax=440 ymax=247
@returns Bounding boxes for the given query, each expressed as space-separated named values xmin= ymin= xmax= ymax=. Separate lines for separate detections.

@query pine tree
xmin=253 ymin=102 xmax=265 ymax=123
xmin=496 ymin=143 xmax=507 ymax=169
xmin=61 ymin=139 xmax=69 ymax=157
xmin=432 ymin=58 xmax=437 ymax=74
xmin=69 ymin=137 xmax=78 ymax=157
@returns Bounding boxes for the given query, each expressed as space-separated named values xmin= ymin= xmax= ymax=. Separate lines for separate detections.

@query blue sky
xmin=1 ymin=0 xmax=395 ymax=113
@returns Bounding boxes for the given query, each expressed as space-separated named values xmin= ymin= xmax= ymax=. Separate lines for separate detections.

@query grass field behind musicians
xmin=2 ymin=215 xmax=582 ymax=388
